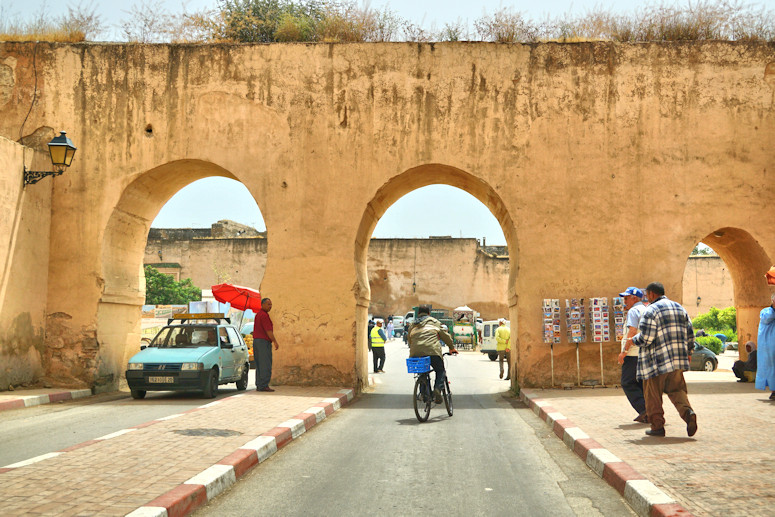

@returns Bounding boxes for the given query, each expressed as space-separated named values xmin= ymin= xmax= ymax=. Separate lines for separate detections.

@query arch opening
xmin=682 ymin=227 xmax=772 ymax=365
xmin=353 ymin=164 xmax=519 ymax=390
xmin=96 ymin=160 xmax=266 ymax=391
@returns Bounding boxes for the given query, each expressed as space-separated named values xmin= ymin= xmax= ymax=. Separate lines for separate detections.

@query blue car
xmin=126 ymin=314 xmax=250 ymax=399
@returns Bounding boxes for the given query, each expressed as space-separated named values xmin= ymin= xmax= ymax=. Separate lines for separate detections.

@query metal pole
xmin=550 ymin=344 xmax=555 ymax=387
xmin=600 ymin=342 xmax=604 ymax=386
xmin=576 ymin=343 xmax=581 ymax=386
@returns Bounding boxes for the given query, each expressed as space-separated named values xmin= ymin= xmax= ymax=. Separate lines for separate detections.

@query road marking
xmin=3 ymin=452 xmax=62 ymax=469
xmin=96 ymin=428 xmax=137 ymax=441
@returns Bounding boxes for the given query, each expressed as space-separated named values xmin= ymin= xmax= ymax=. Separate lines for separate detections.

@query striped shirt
xmin=632 ymin=296 xmax=694 ymax=381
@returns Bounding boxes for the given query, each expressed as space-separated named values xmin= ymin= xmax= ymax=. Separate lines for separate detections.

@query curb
xmin=519 ymin=390 xmax=694 ymax=517
xmin=0 ymin=389 xmax=93 ymax=412
xmin=126 ymin=388 xmax=355 ymax=517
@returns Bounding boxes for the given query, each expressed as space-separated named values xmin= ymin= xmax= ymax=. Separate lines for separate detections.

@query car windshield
xmin=150 ymin=325 xmax=219 ymax=348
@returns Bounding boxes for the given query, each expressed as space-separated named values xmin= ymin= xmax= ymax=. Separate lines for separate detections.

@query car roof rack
xmin=167 ymin=313 xmax=231 ymax=325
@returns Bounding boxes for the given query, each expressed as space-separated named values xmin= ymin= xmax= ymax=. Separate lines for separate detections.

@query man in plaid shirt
xmin=624 ymin=282 xmax=697 ymax=437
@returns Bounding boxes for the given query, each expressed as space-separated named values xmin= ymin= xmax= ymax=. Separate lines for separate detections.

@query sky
xmin=5 ymin=0 xmax=764 ymax=245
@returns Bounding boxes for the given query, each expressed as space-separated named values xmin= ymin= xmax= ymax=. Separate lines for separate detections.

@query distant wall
xmin=682 ymin=255 xmax=734 ymax=319
xmin=145 ymin=232 xmax=733 ymax=323
xmin=0 ymin=137 xmax=52 ymax=390
xmin=145 ymin=234 xmax=510 ymax=320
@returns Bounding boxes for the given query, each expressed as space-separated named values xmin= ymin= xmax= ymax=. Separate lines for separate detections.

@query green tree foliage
xmin=692 ymin=306 xmax=737 ymax=340
xmin=696 ymin=335 xmax=723 ymax=355
xmin=144 ymin=266 xmax=202 ymax=305
xmin=691 ymin=244 xmax=715 ymax=255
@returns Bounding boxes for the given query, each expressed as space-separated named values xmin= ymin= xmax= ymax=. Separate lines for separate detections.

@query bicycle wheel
xmin=443 ymin=379 xmax=453 ymax=416
xmin=413 ymin=374 xmax=432 ymax=422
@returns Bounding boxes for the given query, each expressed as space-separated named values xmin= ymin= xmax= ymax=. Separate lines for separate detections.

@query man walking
xmin=370 ymin=320 xmax=387 ymax=373
xmin=755 ymin=293 xmax=775 ymax=399
xmin=495 ymin=319 xmax=511 ymax=380
xmin=617 ymin=287 xmax=648 ymax=423
xmin=626 ymin=282 xmax=697 ymax=437
xmin=253 ymin=297 xmax=279 ymax=392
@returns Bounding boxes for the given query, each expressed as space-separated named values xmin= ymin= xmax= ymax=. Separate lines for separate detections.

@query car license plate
xmin=148 ymin=376 xmax=174 ymax=383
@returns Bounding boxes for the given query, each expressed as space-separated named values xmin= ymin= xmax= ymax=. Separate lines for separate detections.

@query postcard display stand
xmin=542 ymin=299 xmax=561 ymax=386
xmin=565 ymin=299 xmax=587 ymax=385
xmin=589 ymin=297 xmax=611 ymax=385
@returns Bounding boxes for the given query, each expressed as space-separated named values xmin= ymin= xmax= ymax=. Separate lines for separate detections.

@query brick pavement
xmin=0 ymin=386 xmax=353 ymax=516
xmin=522 ymin=370 xmax=775 ymax=517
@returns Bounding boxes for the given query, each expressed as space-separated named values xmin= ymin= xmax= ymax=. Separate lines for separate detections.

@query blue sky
xmin=6 ymin=0 xmax=759 ymax=245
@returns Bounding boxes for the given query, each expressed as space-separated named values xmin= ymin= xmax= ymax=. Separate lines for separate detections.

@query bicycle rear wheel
xmin=443 ymin=379 xmax=453 ymax=416
xmin=413 ymin=375 xmax=432 ymax=422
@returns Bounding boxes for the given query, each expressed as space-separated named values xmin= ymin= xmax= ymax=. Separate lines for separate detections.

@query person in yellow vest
xmin=495 ymin=319 xmax=511 ymax=380
xmin=370 ymin=320 xmax=387 ymax=373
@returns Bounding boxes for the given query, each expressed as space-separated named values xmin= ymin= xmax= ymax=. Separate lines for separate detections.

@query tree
xmin=144 ymin=266 xmax=202 ymax=305
xmin=692 ymin=306 xmax=737 ymax=339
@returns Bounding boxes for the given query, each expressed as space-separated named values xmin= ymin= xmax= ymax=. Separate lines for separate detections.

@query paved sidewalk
xmin=0 ymin=386 xmax=354 ymax=516
xmin=0 ymin=388 xmax=93 ymax=412
xmin=521 ymin=370 xmax=774 ymax=517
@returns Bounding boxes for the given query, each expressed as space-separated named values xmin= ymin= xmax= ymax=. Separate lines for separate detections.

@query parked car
xmin=126 ymin=314 xmax=250 ymax=399
xmin=392 ymin=316 xmax=404 ymax=337
xmin=689 ymin=342 xmax=718 ymax=372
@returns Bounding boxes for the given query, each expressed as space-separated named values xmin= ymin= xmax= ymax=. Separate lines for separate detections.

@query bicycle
xmin=406 ymin=352 xmax=455 ymax=422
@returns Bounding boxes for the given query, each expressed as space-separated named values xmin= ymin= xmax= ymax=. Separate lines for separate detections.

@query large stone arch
xmin=354 ymin=163 xmax=518 ymax=387
xmin=691 ymin=227 xmax=772 ymax=351
xmin=95 ymin=159 xmax=258 ymax=390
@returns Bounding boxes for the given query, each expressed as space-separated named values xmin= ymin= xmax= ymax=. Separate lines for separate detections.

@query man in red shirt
xmin=253 ymin=298 xmax=279 ymax=392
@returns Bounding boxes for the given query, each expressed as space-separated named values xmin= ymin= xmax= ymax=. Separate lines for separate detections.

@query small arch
xmin=95 ymin=159 xmax=262 ymax=389
xmin=353 ymin=163 xmax=519 ymax=389
xmin=685 ymin=227 xmax=772 ymax=348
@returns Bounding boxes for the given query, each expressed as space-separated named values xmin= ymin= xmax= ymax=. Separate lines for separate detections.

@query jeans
xmin=254 ymin=338 xmax=273 ymax=389
xmin=621 ymin=356 xmax=646 ymax=415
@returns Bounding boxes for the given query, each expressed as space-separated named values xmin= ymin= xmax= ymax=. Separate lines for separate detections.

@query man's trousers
xmin=621 ymin=356 xmax=646 ymax=416
xmin=643 ymin=369 xmax=693 ymax=431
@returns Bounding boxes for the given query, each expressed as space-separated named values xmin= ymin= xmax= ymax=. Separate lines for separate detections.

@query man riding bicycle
xmin=408 ymin=305 xmax=458 ymax=403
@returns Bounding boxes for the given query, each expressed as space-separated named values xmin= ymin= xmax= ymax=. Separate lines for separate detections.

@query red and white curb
xmin=519 ymin=390 xmax=693 ymax=517
xmin=0 ymin=388 xmax=92 ymax=412
xmin=126 ymin=388 xmax=355 ymax=517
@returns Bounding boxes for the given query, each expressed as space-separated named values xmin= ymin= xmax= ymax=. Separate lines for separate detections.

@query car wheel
xmin=236 ymin=364 xmax=249 ymax=391
xmin=488 ymin=353 xmax=498 ymax=361
xmin=130 ymin=389 xmax=146 ymax=400
xmin=203 ymin=368 xmax=219 ymax=398
xmin=703 ymin=359 xmax=715 ymax=372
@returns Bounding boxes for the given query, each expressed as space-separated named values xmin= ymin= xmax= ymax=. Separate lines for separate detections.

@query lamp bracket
xmin=24 ymin=166 xmax=65 ymax=186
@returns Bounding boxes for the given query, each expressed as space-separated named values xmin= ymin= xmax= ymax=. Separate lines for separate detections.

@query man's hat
xmin=619 ymin=286 xmax=643 ymax=298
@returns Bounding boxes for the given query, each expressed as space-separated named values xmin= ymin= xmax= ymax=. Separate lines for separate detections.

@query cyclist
xmin=408 ymin=305 xmax=458 ymax=403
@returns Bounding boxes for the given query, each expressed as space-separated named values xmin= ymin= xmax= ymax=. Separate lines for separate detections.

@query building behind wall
xmin=145 ymin=223 xmax=732 ymax=321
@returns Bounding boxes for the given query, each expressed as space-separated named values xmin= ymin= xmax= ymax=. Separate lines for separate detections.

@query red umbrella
xmin=211 ymin=283 xmax=263 ymax=312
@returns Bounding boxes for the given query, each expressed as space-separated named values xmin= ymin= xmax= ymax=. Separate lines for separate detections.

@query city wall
xmin=0 ymin=41 xmax=773 ymax=391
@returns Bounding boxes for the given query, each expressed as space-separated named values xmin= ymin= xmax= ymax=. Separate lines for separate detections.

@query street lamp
xmin=24 ymin=131 xmax=77 ymax=186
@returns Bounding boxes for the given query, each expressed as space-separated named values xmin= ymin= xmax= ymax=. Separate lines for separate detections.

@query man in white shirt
xmin=618 ymin=287 xmax=648 ymax=423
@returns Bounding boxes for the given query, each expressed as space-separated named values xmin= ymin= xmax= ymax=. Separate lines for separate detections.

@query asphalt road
xmin=194 ymin=340 xmax=635 ymax=516
xmin=0 ymin=378 xmax=255 ymax=467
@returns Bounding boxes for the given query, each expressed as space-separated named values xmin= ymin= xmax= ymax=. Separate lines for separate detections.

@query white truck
xmin=480 ymin=320 xmax=509 ymax=361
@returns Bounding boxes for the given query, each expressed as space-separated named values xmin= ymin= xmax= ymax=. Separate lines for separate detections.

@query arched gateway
xmin=0 ymin=41 xmax=772 ymax=392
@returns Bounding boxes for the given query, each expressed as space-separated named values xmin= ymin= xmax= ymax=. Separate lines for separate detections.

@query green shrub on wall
xmin=696 ymin=336 xmax=723 ymax=355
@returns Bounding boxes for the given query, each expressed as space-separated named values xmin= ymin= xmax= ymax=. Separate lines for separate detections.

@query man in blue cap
xmin=617 ymin=286 xmax=648 ymax=423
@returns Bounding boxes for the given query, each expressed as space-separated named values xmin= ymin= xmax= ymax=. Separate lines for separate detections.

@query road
xmin=194 ymin=339 xmax=635 ymax=516
xmin=0 ymin=378 xmax=255 ymax=467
